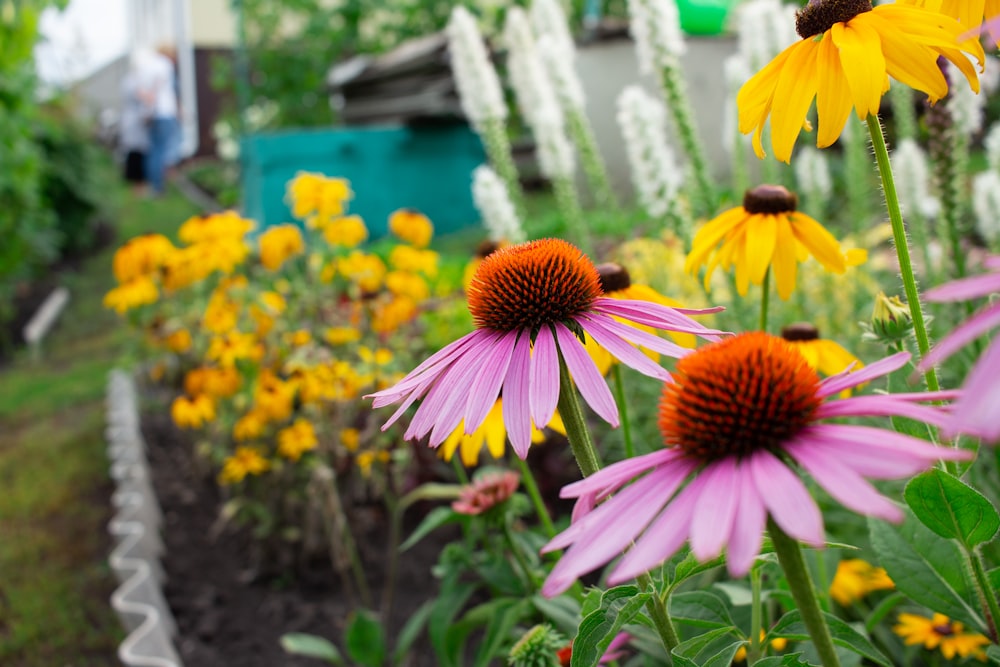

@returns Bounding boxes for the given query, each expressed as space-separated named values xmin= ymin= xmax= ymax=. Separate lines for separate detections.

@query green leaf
xmin=904 ymin=470 xmax=1000 ymax=548
xmin=670 ymin=627 xmax=741 ymax=667
xmin=869 ymin=513 xmax=985 ymax=632
xmin=989 ymin=567 xmax=1000 ymax=592
xmin=768 ymin=610 xmax=890 ymax=667
xmin=571 ymin=585 xmax=651 ymax=667
xmin=345 ymin=610 xmax=385 ymax=667
xmin=429 ymin=581 xmax=477 ymax=667
xmin=399 ymin=482 xmax=463 ymax=510
xmin=393 ymin=600 xmax=434 ymax=666
xmin=532 ymin=594 xmax=581 ymax=635
xmin=280 ymin=633 xmax=345 ymax=665
xmin=753 ymin=653 xmax=815 ymax=666
xmin=400 ymin=506 xmax=461 ymax=552
xmin=987 ymin=645 xmax=1000 ymax=665
xmin=472 ymin=599 xmax=531 ymax=667
xmin=670 ymin=550 xmax=725 ymax=589
xmin=669 ymin=591 xmax=736 ymax=629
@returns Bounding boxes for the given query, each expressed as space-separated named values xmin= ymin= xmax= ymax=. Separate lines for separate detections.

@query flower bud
xmin=508 ymin=624 xmax=565 ymax=667
xmin=871 ymin=292 xmax=913 ymax=342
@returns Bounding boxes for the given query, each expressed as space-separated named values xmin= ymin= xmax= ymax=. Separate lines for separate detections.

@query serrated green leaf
xmin=671 ymin=626 xmax=740 ymax=667
xmin=769 ymin=610 xmax=889 ymax=667
xmin=669 ymin=591 xmax=736 ymax=629
xmin=905 ymin=470 xmax=1000 ymax=548
xmin=280 ymin=633 xmax=345 ymax=665
xmin=393 ymin=600 xmax=433 ymax=666
xmin=571 ymin=585 xmax=651 ymax=667
xmin=670 ymin=550 xmax=725 ymax=588
xmin=345 ymin=609 xmax=385 ymax=667
xmin=869 ymin=513 xmax=986 ymax=632
xmin=400 ymin=506 xmax=461 ymax=552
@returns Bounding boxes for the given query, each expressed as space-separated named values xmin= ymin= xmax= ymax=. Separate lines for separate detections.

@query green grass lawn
xmin=0 ymin=184 xmax=199 ymax=666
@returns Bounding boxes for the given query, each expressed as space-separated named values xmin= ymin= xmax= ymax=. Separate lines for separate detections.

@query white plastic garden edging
xmin=106 ymin=369 xmax=184 ymax=667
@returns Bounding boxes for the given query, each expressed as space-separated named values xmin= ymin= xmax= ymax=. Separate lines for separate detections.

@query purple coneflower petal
xmin=559 ymin=448 xmax=684 ymax=499
xmin=380 ymin=374 xmax=437 ymax=431
xmin=689 ymin=458 xmax=740 ymax=561
xmin=368 ymin=329 xmax=485 ymax=405
xmin=571 ymin=493 xmax=596 ymax=524
xmin=576 ymin=315 xmax=672 ymax=380
xmin=529 ymin=325 xmax=559 ymax=428
xmin=787 ymin=442 xmax=904 ymax=522
xmin=818 ymin=351 xmax=909 ymax=398
xmin=817 ymin=395 xmax=958 ymax=430
xmin=917 ymin=305 xmax=1000 ymax=371
xmin=594 ymin=298 xmax=727 ymax=337
xmin=415 ymin=337 xmax=498 ymax=443
xmin=463 ymin=329 xmax=519 ymax=434
xmin=986 ymin=256 xmax=1000 ymax=271
xmin=503 ymin=333 xmax=534 ymax=458
xmin=608 ymin=474 xmax=707 ymax=584
xmin=582 ymin=312 xmax=692 ymax=360
xmin=750 ymin=450 xmax=824 ymax=547
xmin=798 ymin=425 xmax=971 ymax=476
xmin=924 ymin=270 xmax=1000 ymax=302
xmin=554 ymin=323 xmax=619 ymax=426
xmin=726 ymin=466 xmax=767 ymax=576
xmin=882 ymin=390 xmax=962 ymax=402
xmin=947 ymin=337 xmax=1000 ymax=442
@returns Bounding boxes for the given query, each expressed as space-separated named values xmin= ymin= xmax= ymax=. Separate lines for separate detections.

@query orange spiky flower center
xmin=467 ymin=238 xmax=602 ymax=331
xmin=659 ymin=332 xmax=822 ymax=461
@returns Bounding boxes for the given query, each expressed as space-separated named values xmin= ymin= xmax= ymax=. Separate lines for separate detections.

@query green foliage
xmin=280 ymin=633 xmax=345 ymax=665
xmin=345 ymin=610 xmax=387 ymax=667
xmin=905 ymin=470 xmax=1000 ymax=550
xmin=571 ymin=585 xmax=651 ymax=667
xmin=768 ymin=610 xmax=891 ymax=667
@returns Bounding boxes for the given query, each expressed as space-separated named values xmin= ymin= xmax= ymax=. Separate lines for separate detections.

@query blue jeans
xmin=146 ymin=117 xmax=175 ymax=194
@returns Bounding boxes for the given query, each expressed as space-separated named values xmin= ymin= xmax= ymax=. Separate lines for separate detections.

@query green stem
xmin=450 ymin=456 xmax=470 ymax=485
xmin=567 ymin=108 xmax=618 ymax=210
xmin=638 ymin=572 xmax=681 ymax=653
xmin=503 ymin=519 xmax=537 ymax=592
xmin=968 ymin=548 xmax=1000 ymax=643
xmin=482 ymin=117 xmax=526 ymax=218
xmin=865 ymin=115 xmax=940 ymax=393
xmin=514 ymin=455 xmax=556 ymax=539
xmin=556 ymin=353 xmax=602 ymax=477
xmin=864 ymin=592 xmax=907 ymax=634
xmin=611 ymin=364 xmax=635 ymax=459
xmin=659 ymin=64 xmax=714 ymax=216
xmin=759 ymin=268 xmax=771 ymax=333
xmin=553 ymin=174 xmax=592 ymax=255
xmin=767 ymin=518 xmax=842 ymax=667
xmin=748 ymin=566 xmax=763 ymax=665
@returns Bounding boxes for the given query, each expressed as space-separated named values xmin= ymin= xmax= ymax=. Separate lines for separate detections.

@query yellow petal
xmin=769 ymin=39 xmax=821 ymax=163
xmin=746 ymin=213 xmax=778 ymax=285
xmin=815 ymin=31 xmax=855 ymax=148
xmin=772 ymin=214 xmax=799 ymax=300
xmin=816 ymin=339 xmax=862 ymax=376
xmin=685 ymin=208 xmax=750 ymax=273
xmin=832 ymin=19 xmax=887 ymax=119
xmin=790 ymin=213 xmax=848 ymax=274
xmin=737 ymin=45 xmax=794 ymax=135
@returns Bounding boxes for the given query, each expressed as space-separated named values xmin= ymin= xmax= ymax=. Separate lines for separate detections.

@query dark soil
xmin=143 ymin=409 xmax=450 ymax=667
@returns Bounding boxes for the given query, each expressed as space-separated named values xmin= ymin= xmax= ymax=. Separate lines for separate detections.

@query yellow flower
xmin=685 ymin=185 xmax=850 ymax=300
xmin=780 ymin=323 xmax=863 ymax=378
xmin=338 ymin=251 xmax=387 ymax=292
xmin=112 ymin=234 xmax=175 ymax=283
xmin=389 ymin=208 xmax=433 ymax=248
xmin=286 ymin=172 xmax=353 ymax=220
xmin=324 ymin=326 xmax=361 ymax=345
xmin=185 ymin=367 xmax=242 ymax=399
xmin=206 ymin=331 xmax=263 ymax=368
xmin=202 ymin=295 xmax=239 ymax=334
xmin=233 ymin=410 xmax=268 ymax=441
xmin=733 ymin=631 xmax=789 ymax=662
xmin=371 ymin=296 xmax=418 ymax=334
xmin=178 ymin=211 xmax=255 ymax=245
xmin=258 ymin=224 xmax=304 ymax=271
xmin=830 ymin=559 xmax=894 ymax=606
xmin=277 ymin=418 xmax=318 ymax=462
xmin=160 ymin=245 xmax=215 ymax=291
xmin=738 ymin=0 xmax=984 ymax=163
xmin=340 ymin=428 xmax=360 ymax=452
xmin=164 ymin=328 xmax=192 ymax=353
xmin=902 ymin=0 xmax=1000 ymax=44
xmin=253 ymin=370 xmax=296 ymax=422
xmin=894 ymin=613 xmax=990 ymax=661
xmin=389 ymin=245 xmax=439 ymax=276
xmin=285 ymin=329 xmax=312 ymax=347
xmin=385 ymin=270 xmax=430 ymax=301
xmin=322 ymin=215 xmax=368 ymax=248
xmin=104 ymin=277 xmax=159 ymax=314
xmin=171 ymin=394 xmax=216 ymax=429
xmin=440 ymin=400 xmax=553 ymax=466
xmin=218 ymin=446 xmax=270 ymax=485
xmin=355 ymin=449 xmax=391 ymax=479
xmin=358 ymin=346 xmax=394 ymax=366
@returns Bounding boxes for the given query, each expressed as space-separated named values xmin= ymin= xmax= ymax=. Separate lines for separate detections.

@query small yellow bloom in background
xmin=171 ymin=394 xmax=216 ymax=429
xmin=780 ymin=323 xmax=863 ymax=379
xmin=277 ymin=418 xmax=318 ymax=462
xmin=829 ymin=559 xmax=894 ymax=606
xmin=164 ymin=328 xmax=192 ymax=353
xmin=389 ymin=245 xmax=439 ymax=276
xmin=338 ymin=251 xmax=387 ymax=292
xmin=253 ymin=370 xmax=296 ymax=422
xmin=372 ymin=295 xmax=418 ymax=334
xmin=894 ymin=613 xmax=990 ymax=661
xmin=440 ymin=400 xmax=556 ymax=466
xmin=112 ymin=233 xmax=176 ymax=283
xmin=233 ymin=410 xmax=268 ymax=441
xmin=202 ymin=295 xmax=239 ymax=334
xmin=358 ymin=346 xmax=394 ymax=366
xmin=737 ymin=0 xmax=984 ymax=163
xmin=340 ymin=427 xmax=361 ymax=452
xmin=286 ymin=172 xmax=353 ymax=221
xmin=385 ymin=270 xmax=430 ymax=301
xmin=104 ymin=277 xmax=159 ymax=314
xmin=389 ymin=208 xmax=433 ymax=248
xmin=324 ymin=326 xmax=361 ymax=345
xmin=686 ymin=185 xmax=851 ymax=300
xmin=185 ymin=367 xmax=241 ymax=398
xmin=258 ymin=224 xmax=305 ymax=271
xmin=285 ymin=329 xmax=312 ymax=347
xmin=218 ymin=446 xmax=271 ymax=485
xmin=258 ymin=290 xmax=287 ymax=314
xmin=206 ymin=331 xmax=262 ymax=368
xmin=322 ymin=214 xmax=368 ymax=248
xmin=733 ymin=631 xmax=788 ymax=662
xmin=178 ymin=210 xmax=255 ymax=245
xmin=356 ymin=449 xmax=391 ymax=478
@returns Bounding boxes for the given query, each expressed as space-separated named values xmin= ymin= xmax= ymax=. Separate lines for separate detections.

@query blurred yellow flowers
xmin=894 ymin=613 xmax=989 ymax=661
xmin=389 ymin=208 xmax=433 ymax=248
xmin=829 ymin=558 xmax=893 ymax=606
xmin=738 ymin=0 xmax=983 ymax=162
xmin=219 ymin=447 xmax=271 ymax=485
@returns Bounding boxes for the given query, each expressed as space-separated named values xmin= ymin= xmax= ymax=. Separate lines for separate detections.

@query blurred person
xmin=135 ymin=45 xmax=179 ymax=196
xmin=120 ymin=55 xmax=150 ymax=194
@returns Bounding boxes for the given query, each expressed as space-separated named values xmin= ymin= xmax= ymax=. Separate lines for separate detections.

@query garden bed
xmin=142 ymin=404 xmax=450 ymax=666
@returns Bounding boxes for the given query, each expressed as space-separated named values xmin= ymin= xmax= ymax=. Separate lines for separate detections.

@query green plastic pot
xmin=677 ymin=0 xmax=739 ymax=35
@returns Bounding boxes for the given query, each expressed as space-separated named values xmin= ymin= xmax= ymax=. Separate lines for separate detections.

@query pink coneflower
xmin=918 ymin=256 xmax=1000 ymax=443
xmin=452 ymin=471 xmax=521 ymax=516
xmin=367 ymin=238 xmax=723 ymax=457
xmin=541 ymin=332 xmax=971 ymax=597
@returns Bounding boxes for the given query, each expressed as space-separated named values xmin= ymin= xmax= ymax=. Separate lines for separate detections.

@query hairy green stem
xmin=556 ymin=354 xmax=602 ymax=477
xmin=969 ymin=549 xmax=1000 ymax=643
xmin=567 ymin=108 xmax=618 ymax=210
xmin=514 ymin=455 xmax=556 ymax=539
xmin=638 ymin=572 xmax=681 ymax=653
xmin=768 ymin=518 xmax=841 ymax=667
xmin=748 ymin=566 xmax=763 ymax=665
xmin=865 ymin=115 xmax=940 ymax=393
xmin=759 ymin=268 xmax=771 ymax=333
xmin=611 ymin=364 xmax=635 ymax=459
xmin=659 ymin=64 xmax=714 ymax=215
xmin=503 ymin=519 xmax=537 ymax=592
xmin=482 ymin=117 xmax=526 ymax=217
